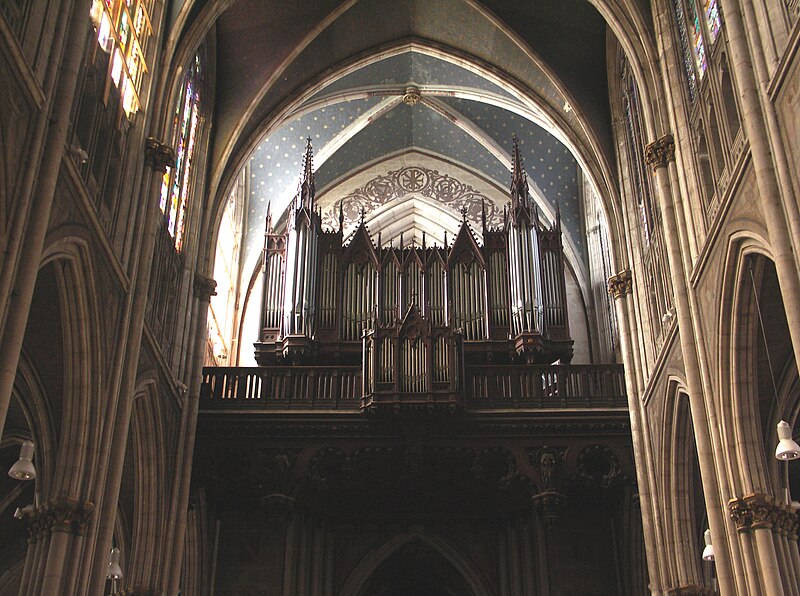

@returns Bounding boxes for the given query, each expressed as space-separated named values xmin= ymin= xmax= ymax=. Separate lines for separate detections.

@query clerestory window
xmin=159 ymin=52 xmax=203 ymax=251
xmin=672 ymin=0 xmax=723 ymax=99
xmin=89 ymin=0 xmax=153 ymax=117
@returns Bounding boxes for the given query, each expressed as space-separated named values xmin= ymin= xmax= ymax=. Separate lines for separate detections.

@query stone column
xmin=716 ymin=0 xmax=800 ymax=374
xmin=729 ymin=493 xmax=787 ymax=594
xmin=609 ymin=270 xmax=664 ymax=593
xmin=787 ymin=513 xmax=800 ymax=594
xmin=88 ymin=138 xmax=175 ymax=596
xmin=37 ymin=498 xmax=94 ymax=595
xmin=166 ymin=273 xmax=216 ymax=594
xmin=644 ymin=135 xmax=735 ymax=593
xmin=0 ymin=0 xmax=91 ymax=442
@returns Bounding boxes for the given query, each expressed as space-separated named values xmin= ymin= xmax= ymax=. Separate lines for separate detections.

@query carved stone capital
xmin=22 ymin=506 xmax=47 ymax=543
xmin=44 ymin=497 xmax=95 ymax=535
xmin=531 ymin=490 xmax=567 ymax=528
xmin=193 ymin=274 xmax=217 ymax=300
xmin=644 ymin=134 xmax=675 ymax=171
xmin=607 ymin=270 xmax=633 ymax=299
xmin=144 ymin=138 xmax=175 ymax=173
xmin=729 ymin=493 xmax=784 ymax=532
xmin=787 ymin=511 xmax=799 ymax=541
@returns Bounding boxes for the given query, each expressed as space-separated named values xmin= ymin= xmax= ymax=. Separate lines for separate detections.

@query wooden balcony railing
xmin=200 ymin=364 xmax=627 ymax=411
xmin=200 ymin=366 xmax=363 ymax=410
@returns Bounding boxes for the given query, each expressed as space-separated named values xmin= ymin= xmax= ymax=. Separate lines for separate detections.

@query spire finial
xmin=300 ymin=137 xmax=315 ymax=209
xmin=510 ymin=135 xmax=529 ymax=210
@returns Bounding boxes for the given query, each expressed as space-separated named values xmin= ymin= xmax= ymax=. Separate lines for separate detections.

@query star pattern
xmin=311 ymin=50 xmax=515 ymax=101
xmin=240 ymin=51 xmax=588 ymax=271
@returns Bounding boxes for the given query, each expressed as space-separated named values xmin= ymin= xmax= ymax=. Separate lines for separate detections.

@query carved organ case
xmin=255 ymin=139 xmax=574 ymax=390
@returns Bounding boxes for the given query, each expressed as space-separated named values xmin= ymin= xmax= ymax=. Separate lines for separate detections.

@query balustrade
xmin=200 ymin=363 xmax=626 ymax=411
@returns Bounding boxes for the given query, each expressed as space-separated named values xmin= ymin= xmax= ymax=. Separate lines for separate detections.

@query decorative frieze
xmin=644 ymin=134 xmax=676 ymax=171
xmin=144 ymin=138 xmax=176 ymax=173
xmin=607 ymin=269 xmax=633 ymax=299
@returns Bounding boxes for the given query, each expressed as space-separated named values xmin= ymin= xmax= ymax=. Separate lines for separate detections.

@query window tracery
xmin=159 ymin=52 xmax=203 ymax=252
xmin=619 ymin=54 xmax=673 ymax=344
xmin=671 ymin=0 xmax=743 ymax=221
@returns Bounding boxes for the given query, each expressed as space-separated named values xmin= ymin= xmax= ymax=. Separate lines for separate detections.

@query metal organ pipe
xmin=282 ymin=227 xmax=298 ymax=335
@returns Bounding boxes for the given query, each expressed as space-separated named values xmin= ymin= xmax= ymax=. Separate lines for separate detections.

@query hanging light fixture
xmin=107 ymin=547 xmax=123 ymax=581
xmin=702 ymin=528 xmax=714 ymax=561
xmin=776 ymin=420 xmax=800 ymax=460
xmin=8 ymin=440 xmax=36 ymax=480
xmin=747 ymin=264 xmax=799 ymax=462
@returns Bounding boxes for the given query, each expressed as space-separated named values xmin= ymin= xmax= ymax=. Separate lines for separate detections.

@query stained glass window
xmin=89 ymin=0 xmax=152 ymax=117
xmin=160 ymin=54 xmax=203 ymax=252
xmin=620 ymin=59 xmax=655 ymax=244
xmin=704 ymin=0 xmax=722 ymax=42
xmin=690 ymin=1 xmax=708 ymax=77
xmin=672 ymin=0 xmax=698 ymax=101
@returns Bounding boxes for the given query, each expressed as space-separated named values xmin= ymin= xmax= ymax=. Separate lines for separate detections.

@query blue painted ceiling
xmin=242 ymin=49 xmax=586 ymax=271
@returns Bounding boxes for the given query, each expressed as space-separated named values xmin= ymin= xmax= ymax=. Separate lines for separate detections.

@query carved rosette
xmin=607 ymin=269 xmax=633 ymax=300
xmin=144 ymin=138 xmax=176 ymax=173
xmin=193 ymin=273 xmax=217 ymax=300
xmin=644 ymin=134 xmax=675 ymax=172
xmin=729 ymin=493 xmax=785 ymax=532
xmin=403 ymin=86 xmax=421 ymax=106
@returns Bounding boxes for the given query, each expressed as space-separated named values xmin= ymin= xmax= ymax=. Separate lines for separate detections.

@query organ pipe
xmin=255 ymin=135 xmax=572 ymax=368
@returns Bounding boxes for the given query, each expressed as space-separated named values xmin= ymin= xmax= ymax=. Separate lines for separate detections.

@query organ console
xmin=255 ymin=138 xmax=573 ymax=410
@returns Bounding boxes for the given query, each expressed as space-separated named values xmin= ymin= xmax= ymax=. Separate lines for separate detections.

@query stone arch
xmin=0 ymin=353 xmax=58 ymax=592
xmin=716 ymin=233 xmax=787 ymax=497
xmin=339 ymin=527 xmax=493 ymax=596
xmin=10 ymin=351 xmax=59 ymax=498
xmin=122 ymin=377 xmax=168 ymax=591
xmin=660 ymin=377 xmax=711 ymax=590
xmin=38 ymin=235 xmax=104 ymax=499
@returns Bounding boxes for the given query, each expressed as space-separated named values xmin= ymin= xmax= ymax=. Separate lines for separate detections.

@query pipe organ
xmin=255 ymin=138 xmax=573 ymax=409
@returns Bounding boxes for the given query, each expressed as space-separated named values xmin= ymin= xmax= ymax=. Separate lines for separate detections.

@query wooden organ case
xmin=254 ymin=139 xmax=574 ymax=412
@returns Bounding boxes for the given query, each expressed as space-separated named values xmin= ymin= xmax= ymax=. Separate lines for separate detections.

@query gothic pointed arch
xmin=339 ymin=527 xmax=492 ymax=596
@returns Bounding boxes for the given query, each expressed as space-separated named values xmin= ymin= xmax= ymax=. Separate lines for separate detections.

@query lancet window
xmin=620 ymin=58 xmax=657 ymax=246
xmin=671 ymin=0 xmax=742 ymax=219
xmin=671 ymin=0 xmax=722 ymax=89
xmin=619 ymin=54 xmax=673 ymax=344
xmin=89 ymin=0 xmax=153 ymax=117
xmin=160 ymin=52 xmax=203 ymax=252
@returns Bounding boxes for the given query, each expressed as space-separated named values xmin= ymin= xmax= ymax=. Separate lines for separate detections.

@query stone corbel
xmin=193 ymin=273 xmax=217 ymax=301
xmin=143 ymin=138 xmax=175 ymax=173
